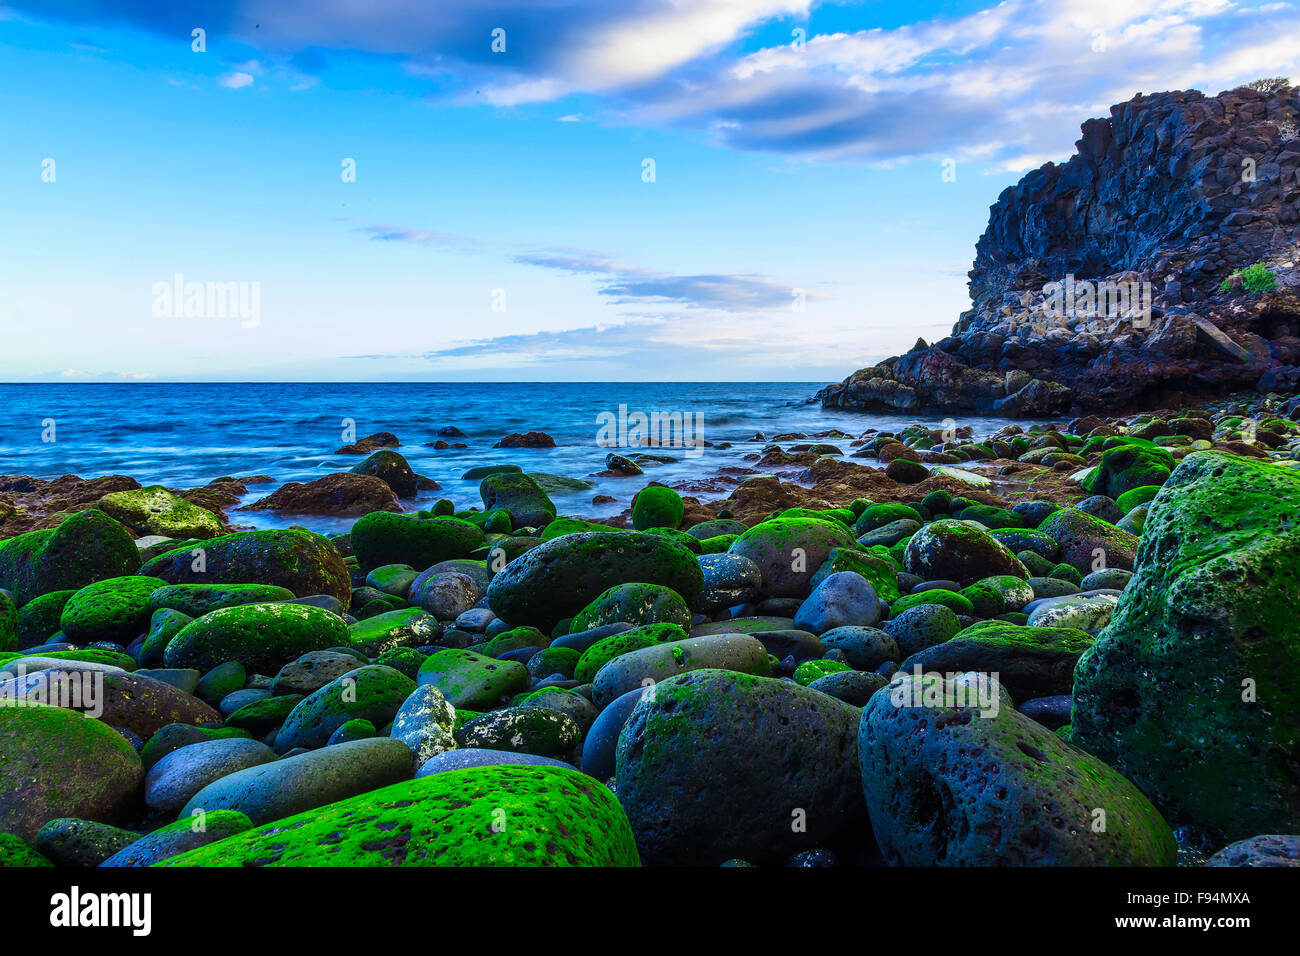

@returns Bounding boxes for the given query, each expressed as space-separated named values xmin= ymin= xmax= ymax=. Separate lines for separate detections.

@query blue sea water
xmin=0 ymin=382 xmax=1016 ymax=533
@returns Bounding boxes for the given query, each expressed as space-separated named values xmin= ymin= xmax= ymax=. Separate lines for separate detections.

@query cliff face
xmin=820 ymin=84 xmax=1300 ymax=416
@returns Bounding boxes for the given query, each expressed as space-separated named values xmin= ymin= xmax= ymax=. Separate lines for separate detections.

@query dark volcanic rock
xmin=239 ymin=472 xmax=401 ymax=516
xmin=819 ymin=84 xmax=1300 ymax=415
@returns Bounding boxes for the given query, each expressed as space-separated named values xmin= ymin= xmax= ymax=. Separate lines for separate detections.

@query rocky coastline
xmin=1 ymin=384 xmax=1298 ymax=867
xmin=818 ymin=83 xmax=1300 ymax=418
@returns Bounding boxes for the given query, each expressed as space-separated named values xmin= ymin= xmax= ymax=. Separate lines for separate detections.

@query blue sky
xmin=2 ymin=0 xmax=1297 ymax=382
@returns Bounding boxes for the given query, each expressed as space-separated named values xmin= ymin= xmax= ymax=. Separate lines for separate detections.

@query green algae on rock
xmin=0 ymin=590 xmax=15 ymax=652
xmin=0 ymin=510 xmax=140 ymax=606
xmin=148 ymin=582 xmax=297 ymax=618
xmin=0 ymin=833 xmax=53 ymax=867
xmin=1072 ymin=451 xmax=1300 ymax=841
xmin=616 ymin=669 xmax=864 ymax=865
xmin=349 ymin=512 xmax=485 ymax=573
xmin=860 ymin=671 xmax=1176 ymax=866
xmin=487 ymin=531 xmax=703 ymax=631
xmin=631 ymin=485 xmax=685 ymax=531
xmin=96 ymin=484 xmax=223 ymax=539
xmin=727 ymin=516 xmax=858 ymax=598
xmin=274 ymin=664 xmax=416 ymax=752
xmin=160 ymin=765 xmax=640 ymax=866
xmin=479 ymin=472 xmax=557 ymax=528
xmin=574 ymin=622 xmax=687 ymax=684
xmin=163 ymin=602 xmax=349 ymax=675
xmin=1037 ymin=507 xmax=1139 ymax=574
xmin=0 ymin=703 xmax=143 ymax=842
xmin=59 ymin=575 xmax=167 ymax=645
xmin=141 ymin=528 xmax=351 ymax=606
xmin=568 ymin=582 xmax=691 ymax=633
xmin=903 ymin=519 xmax=1028 ymax=586
xmin=416 ymin=648 xmax=530 ymax=709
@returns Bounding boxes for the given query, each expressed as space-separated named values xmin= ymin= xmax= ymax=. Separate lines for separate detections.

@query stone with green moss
xmin=1115 ymin=484 xmax=1163 ymax=514
xmin=455 ymin=706 xmax=581 ymax=759
xmin=226 ymin=693 xmax=305 ymax=735
xmin=728 ymin=517 xmax=857 ymax=599
xmin=138 ymin=607 xmax=194 ymax=668
xmin=348 ymin=512 xmax=485 ymax=573
xmin=591 ymin=633 xmax=769 ymax=707
xmin=477 ymin=625 xmax=548 ymax=658
xmin=0 ymin=833 xmax=53 ymax=867
xmin=148 ymin=583 xmax=296 ymax=618
xmin=793 ymin=658 xmax=851 ymax=685
xmin=97 ymin=485 xmax=223 ymax=539
xmin=487 ymin=531 xmax=703 ymax=631
xmin=141 ymin=528 xmax=351 ymax=606
xmin=540 ymin=517 xmax=628 ymax=540
xmin=697 ymin=534 xmax=738 ymax=554
xmin=58 ymin=575 xmax=167 ymax=645
xmin=888 ymin=588 xmax=974 ymax=619
xmin=0 ymin=703 xmax=144 ymax=842
xmin=163 ymin=602 xmax=350 ymax=675
xmin=0 ymin=647 xmax=137 ymax=673
xmin=903 ymin=519 xmax=1028 ymax=586
xmin=853 ymin=503 xmax=923 ymax=535
xmin=0 ymin=510 xmax=140 ymax=605
xmin=616 ymin=668 xmax=863 ymax=865
xmin=900 ymin=619 xmax=1093 ymax=700
xmin=478 ymin=472 xmax=556 ymax=529
xmin=859 ymin=670 xmax=1175 ymax=865
xmin=416 ymin=648 xmax=529 ymax=709
xmin=347 ymin=607 xmax=440 ymax=657
xmin=575 ymin=622 xmax=687 ymax=683
xmin=159 ymin=765 xmax=639 ymax=866
xmin=34 ymin=818 xmax=139 ymax=866
xmin=631 ymin=485 xmax=685 ymax=531
xmin=0 ymin=590 xmax=15 ymax=652
xmin=1081 ymin=443 xmax=1175 ymax=498
xmin=1073 ymin=451 xmax=1300 ymax=841
xmin=1037 ymin=507 xmax=1139 ymax=574
xmin=274 ymin=664 xmax=415 ymax=752
xmin=686 ymin=518 xmax=746 ymax=539
xmin=526 ymin=646 xmax=580 ymax=679
xmin=103 ymin=811 xmax=254 ymax=867
xmin=810 ymin=547 xmax=901 ymax=602
xmin=141 ymin=723 xmax=253 ymax=770
xmin=375 ymin=646 xmax=426 ymax=680
xmin=569 ymin=582 xmax=691 ymax=633
xmin=14 ymin=589 xmax=76 ymax=649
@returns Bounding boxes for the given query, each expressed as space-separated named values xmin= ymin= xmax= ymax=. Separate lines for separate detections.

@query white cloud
xmin=218 ymin=71 xmax=254 ymax=89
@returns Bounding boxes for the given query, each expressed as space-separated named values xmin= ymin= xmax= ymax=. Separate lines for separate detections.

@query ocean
xmin=0 ymin=382 xmax=1017 ymax=532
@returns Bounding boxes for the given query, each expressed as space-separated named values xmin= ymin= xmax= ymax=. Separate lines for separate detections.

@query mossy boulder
xmin=1037 ymin=508 xmax=1139 ymax=574
xmin=0 ymin=590 xmax=14 ymax=652
xmin=888 ymin=588 xmax=974 ymax=619
xmin=898 ymin=619 xmax=1094 ymax=700
xmin=350 ymin=450 xmax=420 ymax=497
xmin=0 ymin=510 xmax=139 ymax=605
xmin=810 ymin=548 xmax=901 ymax=603
xmin=631 ymin=486 xmax=685 ymax=531
xmin=454 ymin=707 xmax=582 ymax=760
xmin=859 ymin=671 xmax=1176 ymax=865
xmin=102 ymin=810 xmax=254 ymax=867
xmin=1072 ymin=452 xmax=1300 ymax=841
xmin=574 ymin=623 xmax=687 ymax=683
xmin=616 ymin=669 xmax=864 ymax=865
xmin=728 ymin=517 xmax=858 ymax=598
xmin=0 ymin=834 xmax=52 ymax=867
xmin=349 ymin=512 xmax=485 ymax=573
xmin=479 ymin=473 xmax=557 ymax=528
xmin=97 ymin=485 xmax=223 ymax=539
xmin=148 ymin=583 xmax=296 ymax=618
xmin=416 ymin=648 xmax=530 ymax=709
xmin=569 ymin=582 xmax=691 ymax=632
xmin=274 ymin=664 xmax=416 ymax=752
xmin=13 ymin=589 xmax=76 ymax=649
xmin=487 ymin=531 xmax=703 ymax=631
xmin=163 ymin=603 xmax=349 ymax=675
xmin=1081 ymin=444 xmax=1175 ymax=498
xmin=0 ymin=703 xmax=143 ymax=841
xmin=347 ymin=607 xmax=440 ymax=657
xmin=161 ymin=765 xmax=639 ymax=866
xmin=58 ymin=575 xmax=167 ymax=645
xmin=903 ymin=520 xmax=1028 ymax=586
xmin=141 ymin=528 xmax=350 ymax=607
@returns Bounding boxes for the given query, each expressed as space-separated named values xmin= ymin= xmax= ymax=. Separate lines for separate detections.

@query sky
xmin=1 ymin=0 xmax=1297 ymax=383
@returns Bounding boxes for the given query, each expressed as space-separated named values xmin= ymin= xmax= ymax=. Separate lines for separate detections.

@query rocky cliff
xmin=820 ymin=83 xmax=1300 ymax=416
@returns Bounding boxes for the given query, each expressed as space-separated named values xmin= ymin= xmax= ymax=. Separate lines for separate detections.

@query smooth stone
xmin=144 ymin=737 xmax=277 ymax=812
xmin=590 ymin=633 xmax=769 ymax=707
xmin=180 ymin=737 xmax=414 ymax=825
xmin=793 ymin=571 xmax=880 ymax=635
xmin=415 ymin=748 xmax=573 ymax=777
xmin=580 ymin=686 xmax=649 ymax=781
